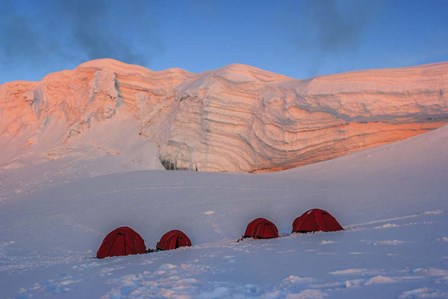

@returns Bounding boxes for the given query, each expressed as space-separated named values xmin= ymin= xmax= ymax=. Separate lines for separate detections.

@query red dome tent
xmin=96 ymin=226 xmax=147 ymax=259
xmin=243 ymin=218 xmax=279 ymax=239
xmin=292 ymin=208 xmax=343 ymax=233
xmin=156 ymin=230 xmax=192 ymax=251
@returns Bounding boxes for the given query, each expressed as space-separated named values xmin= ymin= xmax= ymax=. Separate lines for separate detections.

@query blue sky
xmin=1 ymin=0 xmax=447 ymax=83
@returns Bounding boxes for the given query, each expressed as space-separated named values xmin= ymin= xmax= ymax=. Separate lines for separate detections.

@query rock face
xmin=1 ymin=59 xmax=447 ymax=172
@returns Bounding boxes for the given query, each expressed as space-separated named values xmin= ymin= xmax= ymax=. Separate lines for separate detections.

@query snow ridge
xmin=1 ymin=59 xmax=448 ymax=172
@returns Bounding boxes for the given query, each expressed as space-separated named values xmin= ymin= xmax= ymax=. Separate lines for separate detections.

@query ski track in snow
xmin=344 ymin=209 xmax=445 ymax=230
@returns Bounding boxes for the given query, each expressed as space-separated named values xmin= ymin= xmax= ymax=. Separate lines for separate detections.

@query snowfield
xmin=1 ymin=125 xmax=448 ymax=298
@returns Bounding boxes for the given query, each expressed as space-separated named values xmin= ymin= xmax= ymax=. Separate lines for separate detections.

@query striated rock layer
xmin=1 ymin=59 xmax=447 ymax=172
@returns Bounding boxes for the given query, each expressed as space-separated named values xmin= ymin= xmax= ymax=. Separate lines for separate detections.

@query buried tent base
xmin=292 ymin=208 xmax=343 ymax=233
xmin=96 ymin=226 xmax=147 ymax=259
xmin=243 ymin=218 xmax=279 ymax=239
xmin=156 ymin=230 xmax=192 ymax=251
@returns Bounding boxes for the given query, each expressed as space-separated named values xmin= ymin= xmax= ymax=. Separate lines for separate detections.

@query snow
xmin=2 ymin=59 xmax=447 ymax=173
xmin=1 ymin=125 xmax=448 ymax=298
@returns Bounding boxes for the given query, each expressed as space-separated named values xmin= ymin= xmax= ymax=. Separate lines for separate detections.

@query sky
xmin=0 ymin=0 xmax=448 ymax=83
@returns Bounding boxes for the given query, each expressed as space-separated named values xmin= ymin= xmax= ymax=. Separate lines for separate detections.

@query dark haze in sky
xmin=0 ymin=0 xmax=164 ymax=79
xmin=296 ymin=0 xmax=383 ymax=75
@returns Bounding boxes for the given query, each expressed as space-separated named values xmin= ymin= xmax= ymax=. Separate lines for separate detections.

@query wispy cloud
xmin=0 ymin=0 xmax=164 ymax=76
xmin=296 ymin=0 xmax=383 ymax=75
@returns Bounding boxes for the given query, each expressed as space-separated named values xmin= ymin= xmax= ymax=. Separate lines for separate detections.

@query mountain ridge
xmin=1 ymin=59 xmax=447 ymax=172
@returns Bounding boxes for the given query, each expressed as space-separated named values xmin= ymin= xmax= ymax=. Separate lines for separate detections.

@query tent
xmin=156 ymin=230 xmax=192 ymax=251
xmin=243 ymin=218 xmax=279 ymax=239
xmin=292 ymin=208 xmax=343 ymax=233
xmin=96 ymin=226 xmax=147 ymax=259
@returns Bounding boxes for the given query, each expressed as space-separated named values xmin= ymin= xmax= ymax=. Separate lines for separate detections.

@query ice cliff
xmin=1 ymin=59 xmax=447 ymax=172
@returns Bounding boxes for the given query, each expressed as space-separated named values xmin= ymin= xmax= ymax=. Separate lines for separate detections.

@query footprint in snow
xmin=424 ymin=210 xmax=444 ymax=215
xmin=282 ymin=275 xmax=314 ymax=285
xmin=349 ymin=252 xmax=369 ymax=255
xmin=399 ymin=287 xmax=448 ymax=299
xmin=362 ymin=240 xmax=405 ymax=246
xmin=223 ymin=255 xmax=236 ymax=263
xmin=374 ymin=223 xmax=400 ymax=229
xmin=374 ymin=240 xmax=405 ymax=246
xmin=364 ymin=275 xmax=398 ymax=285
xmin=320 ymin=240 xmax=338 ymax=244
xmin=437 ymin=236 xmax=448 ymax=243
xmin=17 ymin=275 xmax=82 ymax=297
xmin=330 ymin=268 xmax=371 ymax=276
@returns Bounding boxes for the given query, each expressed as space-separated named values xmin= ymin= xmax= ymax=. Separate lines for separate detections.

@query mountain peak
xmin=210 ymin=63 xmax=292 ymax=83
xmin=76 ymin=58 xmax=154 ymax=74
xmin=76 ymin=58 xmax=195 ymax=79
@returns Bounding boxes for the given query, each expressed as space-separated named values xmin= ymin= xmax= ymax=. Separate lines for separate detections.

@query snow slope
xmin=0 ymin=123 xmax=447 ymax=298
xmin=0 ymin=113 xmax=163 ymax=202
